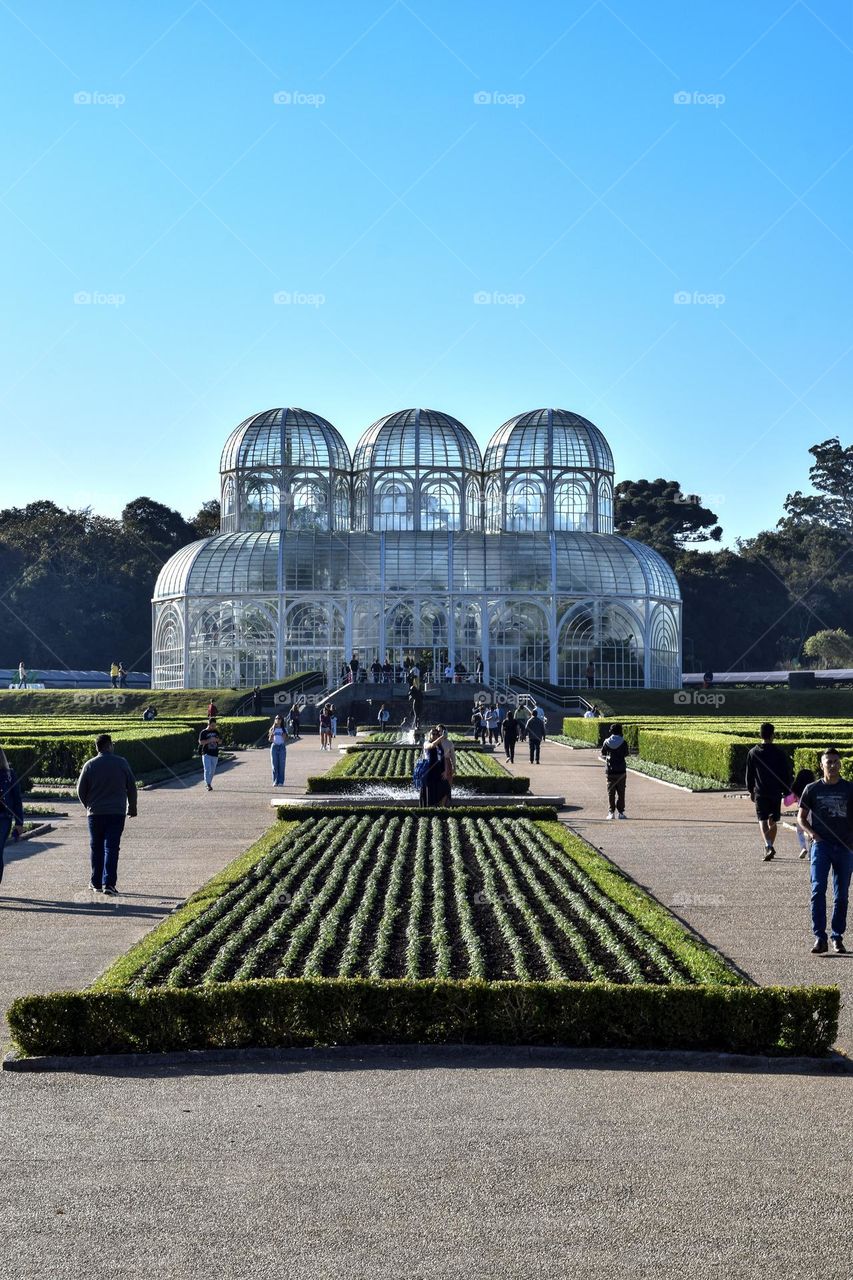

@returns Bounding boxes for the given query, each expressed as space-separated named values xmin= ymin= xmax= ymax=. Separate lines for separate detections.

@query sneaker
xmin=206 ymin=783 xmax=212 ymax=791
xmin=763 ymin=846 xmax=775 ymax=861
xmin=605 ymin=811 xmax=615 ymax=820
xmin=90 ymin=884 xmax=102 ymax=894
xmin=102 ymin=886 xmax=119 ymax=897
xmin=799 ymin=848 xmax=809 ymax=860
xmin=617 ymin=812 xmax=628 ymax=820
xmin=831 ymin=938 xmax=847 ymax=954
xmin=811 ymin=937 xmax=828 ymax=954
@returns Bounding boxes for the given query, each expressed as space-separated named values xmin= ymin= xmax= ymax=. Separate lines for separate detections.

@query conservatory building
xmin=152 ymin=407 xmax=681 ymax=689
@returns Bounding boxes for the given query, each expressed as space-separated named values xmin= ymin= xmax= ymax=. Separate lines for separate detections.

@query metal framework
xmin=153 ymin=406 xmax=681 ymax=688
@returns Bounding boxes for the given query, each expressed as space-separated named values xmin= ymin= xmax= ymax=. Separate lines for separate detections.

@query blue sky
xmin=2 ymin=0 xmax=851 ymax=542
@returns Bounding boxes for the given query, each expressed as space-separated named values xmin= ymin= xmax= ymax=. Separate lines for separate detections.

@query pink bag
xmin=783 ymin=792 xmax=798 ymax=808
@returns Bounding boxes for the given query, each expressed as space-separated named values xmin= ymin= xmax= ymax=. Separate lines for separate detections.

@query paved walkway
xmin=1 ymin=736 xmax=851 ymax=1279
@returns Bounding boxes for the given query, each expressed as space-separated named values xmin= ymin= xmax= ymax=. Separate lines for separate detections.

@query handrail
xmin=508 ymin=675 xmax=593 ymax=713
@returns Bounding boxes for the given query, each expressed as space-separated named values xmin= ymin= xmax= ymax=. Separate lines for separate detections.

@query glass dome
xmin=353 ymin=408 xmax=482 ymax=473
xmin=484 ymin=408 xmax=615 ymax=534
xmin=484 ymin=408 xmax=614 ymax=473
xmin=219 ymin=408 xmax=351 ymax=536
xmin=352 ymin=408 xmax=483 ymax=533
xmin=220 ymin=407 xmax=351 ymax=474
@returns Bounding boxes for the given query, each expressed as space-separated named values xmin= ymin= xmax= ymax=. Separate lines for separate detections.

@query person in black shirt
xmin=199 ymin=719 xmax=221 ymax=791
xmin=798 ymin=747 xmax=853 ymax=954
xmin=600 ymin=723 xmax=630 ymax=819
xmin=745 ymin=723 xmax=792 ymax=861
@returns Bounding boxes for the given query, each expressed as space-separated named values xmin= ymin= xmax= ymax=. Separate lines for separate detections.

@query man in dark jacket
xmin=526 ymin=711 xmax=545 ymax=764
xmin=501 ymin=710 xmax=519 ymax=763
xmin=600 ymin=723 xmax=630 ymax=819
xmin=745 ymin=722 xmax=792 ymax=861
xmin=76 ymin=734 xmax=137 ymax=895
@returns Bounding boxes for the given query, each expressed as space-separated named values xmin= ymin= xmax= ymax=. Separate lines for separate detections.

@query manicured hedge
xmin=7 ymin=978 xmax=839 ymax=1057
xmin=305 ymin=773 xmax=531 ymax=795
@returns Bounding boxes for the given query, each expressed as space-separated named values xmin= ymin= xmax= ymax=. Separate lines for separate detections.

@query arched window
xmin=554 ymin=480 xmax=590 ymax=531
xmin=289 ymin=478 xmax=329 ymax=531
xmin=488 ymin=600 xmax=550 ymax=683
xmin=598 ymin=478 xmax=613 ymax=534
xmin=420 ymin=480 xmax=460 ymax=531
xmin=506 ymin=478 xmax=545 ymax=532
xmin=243 ymin=479 xmax=279 ymax=531
xmin=221 ymin=476 xmax=236 ymax=532
xmin=188 ymin=601 xmax=278 ymax=688
xmin=557 ymin=604 xmax=643 ymax=688
xmin=153 ymin=606 xmax=184 ymax=689
xmin=485 ymin=479 xmax=503 ymax=533
xmin=466 ymin=480 xmax=482 ymax=531
xmin=375 ymin=476 xmax=413 ymax=531
xmin=334 ymin=478 xmax=351 ymax=531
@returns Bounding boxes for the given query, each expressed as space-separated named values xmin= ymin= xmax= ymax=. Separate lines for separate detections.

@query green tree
xmin=782 ymin=437 xmax=853 ymax=533
xmin=191 ymin=499 xmax=220 ymax=538
xmin=614 ymin=479 xmax=722 ymax=562
xmin=803 ymin=628 xmax=853 ymax=669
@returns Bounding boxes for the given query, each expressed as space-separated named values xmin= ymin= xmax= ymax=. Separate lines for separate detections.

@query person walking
xmin=109 ymin=661 xmax=120 ymax=689
xmin=526 ymin=710 xmax=545 ymax=764
xmin=501 ymin=709 xmax=518 ymax=763
xmin=289 ymin=705 xmax=301 ymax=739
xmin=585 ymin=660 xmax=595 ymax=689
xmin=252 ymin=686 xmax=262 ymax=715
xmin=798 ymin=748 xmax=853 ymax=954
xmin=198 ymin=719 xmax=221 ymax=791
xmin=377 ymin=704 xmax=391 ymax=727
xmin=207 ymin=699 xmax=218 ymax=720
xmin=118 ymin=662 xmax=127 ymax=688
xmin=329 ymin=704 xmax=338 ymax=740
xmin=745 ymin=722 xmax=792 ymax=861
xmin=319 ymin=707 xmax=332 ymax=750
xmin=269 ymin=714 xmax=287 ymax=787
xmin=16 ymin=661 xmax=27 ymax=689
xmin=486 ymin=706 xmax=501 ymax=745
xmin=346 ymin=712 xmax=356 ymax=736
xmin=76 ymin=734 xmax=137 ymax=895
xmin=600 ymin=722 xmax=629 ymax=819
xmin=0 ymin=747 xmax=25 ymax=886
xmin=418 ymin=727 xmax=445 ymax=808
xmin=785 ymin=768 xmax=816 ymax=859
xmin=471 ymin=706 xmax=485 ymax=745
xmin=349 ymin=655 xmax=360 ymax=683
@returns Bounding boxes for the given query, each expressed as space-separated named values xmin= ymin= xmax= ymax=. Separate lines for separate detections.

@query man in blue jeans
xmin=798 ymin=746 xmax=853 ymax=955
xmin=76 ymin=733 xmax=137 ymax=896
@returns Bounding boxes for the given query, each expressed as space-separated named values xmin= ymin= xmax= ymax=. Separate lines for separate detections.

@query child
xmin=785 ymin=768 xmax=816 ymax=859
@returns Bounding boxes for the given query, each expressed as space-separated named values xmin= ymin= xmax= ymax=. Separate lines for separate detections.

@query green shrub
xmin=7 ymin=979 xmax=839 ymax=1058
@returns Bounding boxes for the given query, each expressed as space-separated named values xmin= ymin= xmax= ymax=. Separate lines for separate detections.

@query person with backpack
xmin=600 ymin=723 xmax=630 ymax=818
xmin=269 ymin=714 xmax=287 ymax=786
xmin=0 ymin=746 xmax=25 ymax=885
xmin=745 ymin=722 xmax=793 ymax=861
xmin=198 ymin=719 xmax=221 ymax=791
xmin=377 ymin=704 xmax=391 ymax=727
xmin=471 ymin=707 xmax=486 ymax=745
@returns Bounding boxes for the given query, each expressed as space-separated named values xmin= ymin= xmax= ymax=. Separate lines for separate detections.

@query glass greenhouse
xmin=152 ymin=407 xmax=681 ymax=689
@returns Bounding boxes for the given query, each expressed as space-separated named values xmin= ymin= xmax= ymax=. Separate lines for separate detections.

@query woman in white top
xmin=268 ymin=714 xmax=287 ymax=787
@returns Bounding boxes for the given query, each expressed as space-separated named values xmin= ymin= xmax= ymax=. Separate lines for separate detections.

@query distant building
xmin=152 ymin=407 xmax=681 ymax=689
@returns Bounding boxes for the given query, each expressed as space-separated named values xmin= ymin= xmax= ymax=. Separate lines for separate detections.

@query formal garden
xmin=3 ymin=691 xmax=841 ymax=1060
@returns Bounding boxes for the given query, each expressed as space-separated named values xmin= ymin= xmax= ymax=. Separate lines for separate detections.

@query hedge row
xmin=305 ymin=773 xmax=531 ymax=795
xmin=7 ymin=978 xmax=839 ymax=1057
xmin=2 ymin=727 xmax=197 ymax=786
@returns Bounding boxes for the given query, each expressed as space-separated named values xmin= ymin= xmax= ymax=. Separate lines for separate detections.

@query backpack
xmin=413 ymin=755 xmax=431 ymax=790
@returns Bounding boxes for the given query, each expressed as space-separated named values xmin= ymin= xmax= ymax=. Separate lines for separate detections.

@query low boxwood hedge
xmin=7 ymin=978 xmax=839 ymax=1058
xmin=305 ymin=774 xmax=531 ymax=795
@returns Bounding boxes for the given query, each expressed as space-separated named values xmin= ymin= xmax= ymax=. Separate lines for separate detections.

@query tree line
xmin=0 ymin=438 xmax=850 ymax=674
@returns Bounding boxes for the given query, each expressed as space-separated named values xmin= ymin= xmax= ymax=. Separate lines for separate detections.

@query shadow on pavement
xmin=11 ymin=1042 xmax=850 ymax=1081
